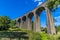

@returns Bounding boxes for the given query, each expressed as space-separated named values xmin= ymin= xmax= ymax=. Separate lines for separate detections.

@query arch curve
xmin=28 ymin=12 xmax=34 ymax=19
xmin=36 ymin=6 xmax=46 ymax=15
xmin=22 ymin=16 xmax=26 ymax=21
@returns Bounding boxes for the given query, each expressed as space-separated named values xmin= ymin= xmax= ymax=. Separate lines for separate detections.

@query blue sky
xmin=0 ymin=0 xmax=60 ymax=27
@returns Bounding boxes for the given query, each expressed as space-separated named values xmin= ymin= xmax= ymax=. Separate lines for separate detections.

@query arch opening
xmin=35 ymin=7 xmax=47 ymax=33
xmin=28 ymin=12 xmax=34 ymax=19
xmin=28 ymin=12 xmax=34 ymax=30
xmin=36 ymin=7 xmax=45 ymax=15
xmin=40 ymin=10 xmax=47 ymax=33
xmin=18 ymin=18 xmax=21 ymax=24
xmin=22 ymin=16 xmax=26 ymax=21
xmin=35 ymin=7 xmax=56 ymax=34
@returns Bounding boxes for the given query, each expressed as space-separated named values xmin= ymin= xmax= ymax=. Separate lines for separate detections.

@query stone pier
xmin=34 ymin=11 xmax=41 ymax=32
xmin=26 ymin=15 xmax=32 ymax=30
xmin=45 ymin=7 xmax=56 ymax=34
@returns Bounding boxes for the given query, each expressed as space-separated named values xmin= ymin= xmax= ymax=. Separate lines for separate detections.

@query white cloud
xmin=37 ymin=2 xmax=43 ymax=6
xmin=34 ymin=0 xmax=41 ymax=2
xmin=55 ymin=16 xmax=60 ymax=20
xmin=54 ymin=22 xmax=60 ymax=26
xmin=54 ymin=16 xmax=60 ymax=26
xmin=33 ymin=0 xmax=43 ymax=6
xmin=58 ymin=5 xmax=60 ymax=8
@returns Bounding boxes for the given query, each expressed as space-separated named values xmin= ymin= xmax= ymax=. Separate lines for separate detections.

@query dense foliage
xmin=0 ymin=16 xmax=11 ymax=30
xmin=22 ymin=30 xmax=60 ymax=40
xmin=56 ymin=25 xmax=60 ymax=32
xmin=46 ymin=0 xmax=60 ymax=10
xmin=0 ymin=16 xmax=16 ymax=31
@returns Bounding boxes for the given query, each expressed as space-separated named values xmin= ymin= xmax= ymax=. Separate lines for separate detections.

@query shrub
xmin=27 ymin=32 xmax=49 ymax=40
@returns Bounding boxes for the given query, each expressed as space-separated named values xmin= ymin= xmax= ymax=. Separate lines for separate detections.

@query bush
xmin=27 ymin=31 xmax=60 ymax=40
xmin=57 ymin=32 xmax=60 ymax=40
xmin=27 ymin=32 xmax=49 ymax=40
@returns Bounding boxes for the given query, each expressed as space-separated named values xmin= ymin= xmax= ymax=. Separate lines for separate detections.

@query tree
xmin=56 ymin=25 xmax=60 ymax=32
xmin=9 ymin=20 xmax=16 ymax=27
xmin=41 ymin=27 xmax=47 ymax=33
xmin=46 ymin=0 xmax=60 ymax=10
xmin=0 ymin=16 xmax=11 ymax=30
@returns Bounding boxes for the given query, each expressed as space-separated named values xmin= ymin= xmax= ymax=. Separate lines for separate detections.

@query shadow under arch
xmin=28 ymin=12 xmax=34 ymax=19
xmin=36 ymin=7 xmax=45 ymax=15
xmin=18 ymin=18 xmax=21 ymax=24
xmin=22 ymin=16 xmax=26 ymax=21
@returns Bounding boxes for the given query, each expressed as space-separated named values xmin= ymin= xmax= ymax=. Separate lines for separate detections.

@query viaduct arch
xmin=15 ymin=2 xmax=56 ymax=34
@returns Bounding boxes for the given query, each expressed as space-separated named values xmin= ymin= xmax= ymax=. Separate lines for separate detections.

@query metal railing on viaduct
xmin=15 ymin=2 xmax=56 ymax=35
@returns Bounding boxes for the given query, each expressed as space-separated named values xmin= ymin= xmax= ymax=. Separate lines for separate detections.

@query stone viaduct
xmin=15 ymin=2 xmax=56 ymax=34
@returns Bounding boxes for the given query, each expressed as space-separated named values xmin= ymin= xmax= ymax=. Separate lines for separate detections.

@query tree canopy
xmin=0 ymin=16 xmax=11 ymax=30
xmin=0 ymin=16 xmax=16 ymax=31
xmin=46 ymin=0 xmax=60 ymax=10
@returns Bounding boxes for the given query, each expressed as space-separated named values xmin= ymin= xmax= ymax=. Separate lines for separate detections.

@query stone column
xmin=24 ymin=20 xmax=27 ymax=29
xmin=19 ymin=22 xmax=21 ymax=28
xmin=20 ymin=18 xmax=24 ymax=29
xmin=16 ymin=19 xmax=19 ymax=27
xmin=18 ymin=18 xmax=21 ymax=28
xmin=45 ymin=7 xmax=56 ymax=34
xmin=26 ymin=15 xmax=32 ymax=30
xmin=21 ymin=17 xmax=27 ymax=29
xmin=34 ymin=11 xmax=41 ymax=32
